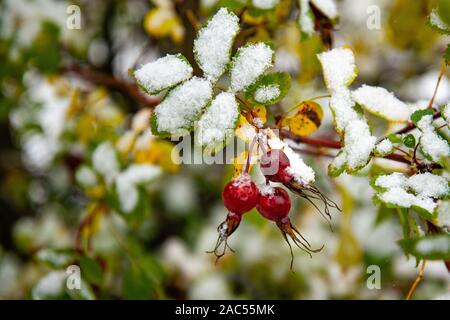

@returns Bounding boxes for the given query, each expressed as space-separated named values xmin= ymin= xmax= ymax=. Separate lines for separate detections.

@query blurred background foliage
xmin=0 ymin=0 xmax=449 ymax=300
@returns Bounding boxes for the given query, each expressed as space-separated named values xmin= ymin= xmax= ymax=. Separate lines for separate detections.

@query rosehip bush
xmin=0 ymin=0 xmax=449 ymax=300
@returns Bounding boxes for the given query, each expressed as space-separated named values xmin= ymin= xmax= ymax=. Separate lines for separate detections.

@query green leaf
xmin=387 ymin=133 xmax=402 ymax=143
xmin=438 ymin=0 xmax=450 ymax=26
xmin=122 ymin=265 xmax=154 ymax=299
xmin=28 ymin=21 xmax=61 ymax=74
xmin=410 ymin=108 xmax=434 ymax=126
xmin=244 ymin=72 xmax=291 ymax=105
xmin=79 ymin=256 xmax=103 ymax=286
xmin=399 ymin=234 xmax=450 ymax=260
xmin=445 ymin=43 xmax=450 ymax=65
xmin=428 ymin=8 xmax=450 ymax=34
xmin=403 ymin=134 xmax=416 ymax=148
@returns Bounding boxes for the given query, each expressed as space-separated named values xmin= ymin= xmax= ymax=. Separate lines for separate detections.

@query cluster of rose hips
xmin=210 ymin=146 xmax=339 ymax=268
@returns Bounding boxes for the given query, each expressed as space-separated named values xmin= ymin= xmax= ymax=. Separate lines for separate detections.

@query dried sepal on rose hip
xmin=260 ymin=147 xmax=341 ymax=229
xmin=257 ymin=184 xmax=323 ymax=269
xmin=208 ymin=173 xmax=259 ymax=260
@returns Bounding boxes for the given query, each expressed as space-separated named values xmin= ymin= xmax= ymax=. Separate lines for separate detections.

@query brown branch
xmin=61 ymin=64 xmax=160 ymax=109
xmin=428 ymin=62 xmax=446 ymax=109
xmin=390 ymin=111 xmax=442 ymax=136
xmin=406 ymin=259 xmax=426 ymax=300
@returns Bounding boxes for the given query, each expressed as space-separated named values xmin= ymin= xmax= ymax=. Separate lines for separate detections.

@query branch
xmin=61 ymin=64 xmax=160 ymax=109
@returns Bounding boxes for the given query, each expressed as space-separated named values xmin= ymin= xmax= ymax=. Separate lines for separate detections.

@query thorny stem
xmin=406 ymin=259 xmax=427 ymax=300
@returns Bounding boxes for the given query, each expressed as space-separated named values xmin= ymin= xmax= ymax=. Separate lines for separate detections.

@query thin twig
xmin=428 ymin=62 xmax=446 ymax=109
xmin=406 ymin=259 xmax=427 ymax=300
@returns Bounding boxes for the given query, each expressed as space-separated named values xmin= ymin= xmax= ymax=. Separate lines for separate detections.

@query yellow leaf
xmin=250 ymin=105 xmax=267 ymax=127
xmin=283 ymin=101 xmax=323 ymax=136
xmin=235 ymin=115 xmax=257 ymax=143
xmin=143 ymin=7 xmax=185 ymax=44
xmin=134 ymin=139 xmax=180 ymax=173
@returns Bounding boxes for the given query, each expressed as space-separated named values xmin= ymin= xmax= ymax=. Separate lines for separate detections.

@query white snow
xmin=154 ymin=77 xmax=213 ymax=135
xmin=254 ymin=84 xmax=281 ymax=103
xmin=407 ymin=173 xmax=449 ymax=198
xmin=329 ymin=87 xmax=360 ymax=133
xmin=258 ymin=183 xmax=275 ymax=196
xmin=310 ymin=0 xmax=338 ymax=20
xmin=32 ymin=271 xmax=66 ymax=300
xmin=375 ymin=172 xmax=407 ymax=189
xmin=252 ymin=0 xmax=280 ymax=10
xmin=352 ymin=85 xmax=411 ymax=122
xmin=283 ymin=146 xmax=316 ymax=184
xmin=92 ymin=142 xmax=120 ymax=184
xmin=75 ymin=166 xmax=98 ymax=187
xmin=430 ymin=8 xmax=450 ymax=32
xmin=115 ymin=164 xmax=161 ymax=213
xmin=230 ymin=43 xmax=274 ymax=93
xmin=194 ymin=8 xmax=239 ymax=83
xmin=417 ymin=115 xmax=450 ymax=163
xmin=375 ymin=173 xmax=449 ymax=213
xmin=374 ymin=139 xmax=394 ymax=156
xmin=415 ymin=236 xmax=450 ymax=256
xmin=135 ymin=54 xmax=193 ymax=94
xmin=443 ymin=103 xmax=450 ymax=126
xmin=196 ymin=92 xmax=239 ymax=149
xmin=298 ymin=0 xmax=315 ymax=37
xmin=342 ymin=119 xmax=376 ymax=170
xmin=317 ymin=47 xmax=357 ymax=92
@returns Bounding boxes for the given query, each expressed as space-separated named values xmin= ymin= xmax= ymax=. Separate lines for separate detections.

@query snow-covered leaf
xmin=317 ymin=47 xmax=357 ymax=92
xmin=328 ymin=87 xmax=361 ymax=134
xmin=298 ymin=0 xmax=316 ymax=39
xmin=442 ymin=103 xmax=450 ymax=126
xmin=352 ymin=85 xmax=411 ymax=122
xmin=252 ymin=0 xmax=280 ymax=10
xmin=429 ymin=8 xmax=450 ymax=34
xmin=410 ymin=108 xmax=434 ymax=125
xmin=230 ymin=43 xmax=274 ymax=93
xmin=374 ymin=139 xmax=394 ymax=156
xmin=310 ymin=0 xmax=339 ymax=21
xmin=151 ymin=77 xmax=213 ymax=137
xmin=194 ymin=8 xmax=240 ymax=83
xmin=134 ymin=54 xmax=193 ymax=94
xmin=416 ymin=114 xmax=450 ymax=164
xmin=196 ymin=92 xmax=240 ymax=154
xmin=399 ymin=234 xmax=450 ymax=260
xmin=245 ymin=72 xmax=290 ymax=105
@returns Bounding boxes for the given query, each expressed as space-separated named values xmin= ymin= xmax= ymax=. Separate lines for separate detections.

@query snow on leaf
xmin=442 ymin=103 xmax=450 ymax=126
xmin=310 ymin=0 xmax=339 ymax=21
xmin=342 ymin=119 xmax=376 ymax=170
xmin=32 ymin=271 xmax=66 ymax=300
xmin=75 ymin=165 xmax=98 ymax=187
xmin=374 ymin=173 xmax=449 ymax=215
xmin=252 ymin=0 xmax=280 ymax=10
xmin=134 ymin=54 xmax=193 ymax=94
xmin=245 ymin=72 xmax=290 ymax=105
xmin=317 ymin=47 xmax=357 ymax=92
xmin=352 ymin=85 xmax=411 ymax=122
xmin=429 ymin=8 xmax=450 ymax=34
xmin=407 ymin=172 xmax=449 ymax=198
xmin=115 ymin=164 xmax=161 ymax=213
xmin=400 ymin=234 xmax=450 ymax=260
xmin=152 ymin=77 xmax=213 ymax=137
xmin=194 ymin=8 xmax=239 ymax=83
xmin=374 ymin=139 xmax=394 ymax=156
xmin=230 ymin=43 xmax=274 ymax=93
xmin=254 ymin=84 xmax=280 ymax=103
xmin=92 ymin=142 xmax=120 ymax=184
xmin=328 ymin=87 xmax=360 ymax=133
xmin=298 ymin=0 xmax=315 ymax=39
xmin=196 ymin=92 xmax=239 ymax=153
xmin=417 ymin=114 xmax=450 ymax=164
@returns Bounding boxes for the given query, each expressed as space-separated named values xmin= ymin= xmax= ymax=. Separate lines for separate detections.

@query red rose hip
xmin=260 ymin=149 xmax=292 ymax=184
xmin=256 ymin=186 xmax=291 ymax=221
xmin=222 ymin=174 xmax=259 ymax=215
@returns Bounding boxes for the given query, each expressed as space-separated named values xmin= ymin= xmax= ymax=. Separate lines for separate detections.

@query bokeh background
xmin=0 ymin=0 xmax=449 ymax=299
